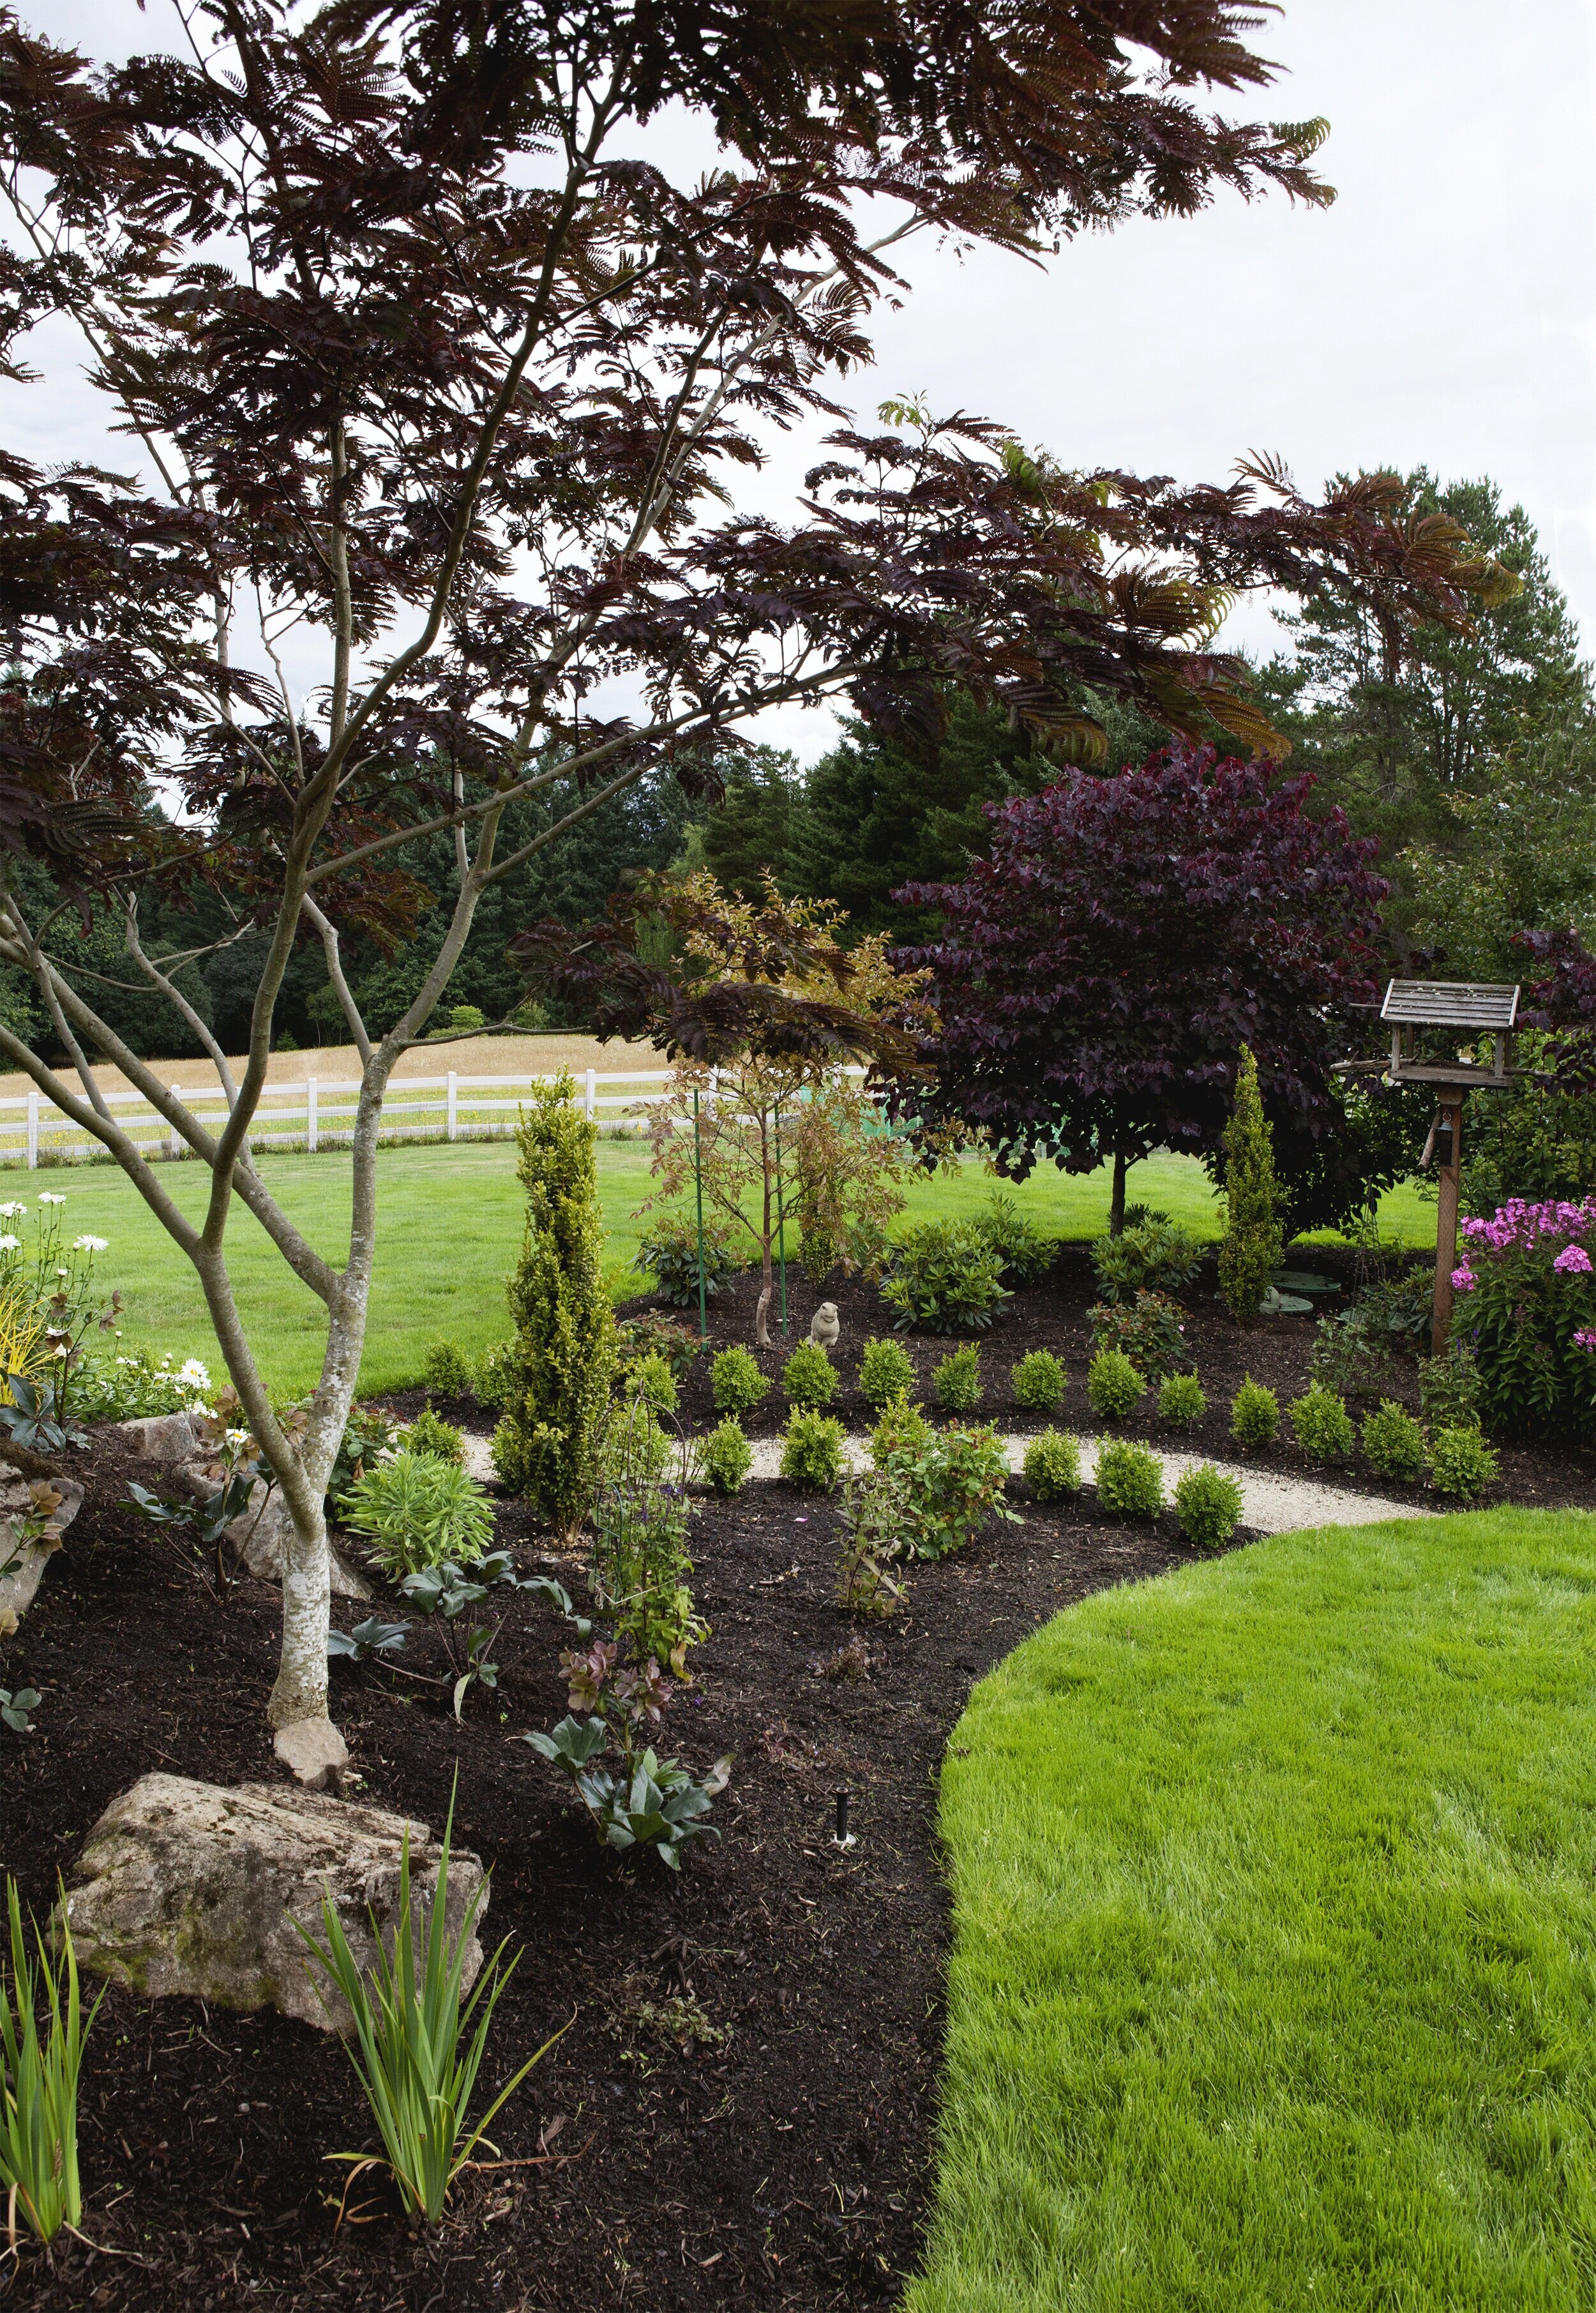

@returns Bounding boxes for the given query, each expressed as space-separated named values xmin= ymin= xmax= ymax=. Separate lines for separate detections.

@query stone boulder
xmin=0 ymin=1470 xmax=84 ymax=1632
xmin=61 ymin=1774 xmax=486 ymax=2033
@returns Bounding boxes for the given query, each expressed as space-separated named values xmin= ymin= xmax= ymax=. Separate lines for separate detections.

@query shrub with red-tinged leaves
xmin=895 ymin=745 xmax=1410 ymax=1230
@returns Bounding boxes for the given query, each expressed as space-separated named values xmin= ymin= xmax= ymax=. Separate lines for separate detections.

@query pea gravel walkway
xmin=739 ymin=1431 xmax=1433 ymax=1534
xmin=459 ymin=1429 xmax=1430 ymax=1534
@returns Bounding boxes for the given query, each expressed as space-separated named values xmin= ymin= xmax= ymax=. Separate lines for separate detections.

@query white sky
xmin=14 ymin=0 xmax=1596 ymax=765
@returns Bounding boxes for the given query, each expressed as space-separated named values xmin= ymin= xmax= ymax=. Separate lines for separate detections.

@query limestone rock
xmin=112 ymin=1411 xmax=200 ymax=1464
xmin=0 ymin=1470 xmax=84 ymax=1628
xmin=273 ymin=1717 xmax=349 ymax=1789
xmin=61 ymin=1774 xmax=486 ymax=2033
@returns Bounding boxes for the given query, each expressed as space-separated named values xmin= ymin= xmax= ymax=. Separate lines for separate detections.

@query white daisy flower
xmin=73 ymin=1234 xmax=108 ymax=1253
xmin=36 ymin=1193 xmax=64 ymax=1206
xmin=0 ymin=1236 xmax=20 ymax=1253
xmin=0 ymin=1202 xmax=26 ymax=1217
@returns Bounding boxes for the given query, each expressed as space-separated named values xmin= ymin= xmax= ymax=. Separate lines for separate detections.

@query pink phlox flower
xmin=1576 ymin=1329 xmax=1596 ymax=1352
xmin=1555 ymin=1244 xmax=1593 ymax=1274
xmin=1450 ymin=1266 xmax=1477 ymax=1292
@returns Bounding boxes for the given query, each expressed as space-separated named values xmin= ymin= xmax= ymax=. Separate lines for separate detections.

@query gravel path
xmin=460 ymin=1427 xmax=1430 ymax=1534
xmin=740 ymin=1430 xmax=1431 ymax=1533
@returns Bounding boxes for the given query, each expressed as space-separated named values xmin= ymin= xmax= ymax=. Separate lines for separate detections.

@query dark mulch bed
xmin=586 ymin=1242 xmax=1596 ymax=1516
xmin=4 ymin=1426 xmax=1220 ymax=2312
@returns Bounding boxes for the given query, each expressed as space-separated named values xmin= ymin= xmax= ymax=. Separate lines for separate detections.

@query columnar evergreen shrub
xmin=933 ymin=1343 xmax=982 ymax=1412
xmin=1289 ymin=1382 xmax=1354 ymax=1462
xmin=1360 ymin=1399 xmax=1426 ymax=1482
xmin=782 ymin=1342 xmax=838 ymax=1408
xmin=1157 ymin=1371 xmax=1206 ymax=1428
xmin=1023 ymin=1429 xmax=1081 ymax=1500
xmin=858 ymin=1336 xmax=916 ymax=1409
xmin=711 ymin=1346 xmax=769 ymax=1416
xmin=1011 ymin=1350 xmax=1066 ymax=1412
xmin=1095 ymin=1438 xmax=1164 ymax=1518
xmin=1087 ymin=1349 xmax=1145 ymax=1421
xmin=1174 ymin=1463 xmax=1243 ymax=1548
xmin=1229 ymin=1376 xmax=1279 ymax=1449
xmin=1217 ymin=1045 xmax=1284 ymax=1323
xmin=490 ymin=1072 xmax=615 ymax=1539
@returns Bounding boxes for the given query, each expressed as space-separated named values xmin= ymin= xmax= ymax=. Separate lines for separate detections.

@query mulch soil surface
xmin=6 ymin=1245 xmax=1596 ymax=2310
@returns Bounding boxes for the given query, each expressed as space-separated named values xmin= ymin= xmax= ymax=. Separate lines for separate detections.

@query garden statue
xmin=809 ymin=1303 xmax=841 ymax=1352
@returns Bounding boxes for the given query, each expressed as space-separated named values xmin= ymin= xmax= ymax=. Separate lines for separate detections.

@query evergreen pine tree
xmin=492 ymin=1071 xmax=615 ymax=1536
xmin=1217 ymin=1046 xmax=1284 ymax=1323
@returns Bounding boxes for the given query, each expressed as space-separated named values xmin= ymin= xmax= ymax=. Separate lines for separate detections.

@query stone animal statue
xmin=808 ymin=1301 xmax=840 ymax=1351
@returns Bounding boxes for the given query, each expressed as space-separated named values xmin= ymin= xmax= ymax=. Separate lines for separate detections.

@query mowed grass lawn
xmin=43 ymin=1136 xmax=1440 ymax=1396
xmin=912 ymin=1509 xmax=1596 ymax=2313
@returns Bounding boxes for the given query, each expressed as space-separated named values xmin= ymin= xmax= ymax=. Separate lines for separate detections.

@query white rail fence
xmin=0 ymin=1063 xmax=871 ymax=1170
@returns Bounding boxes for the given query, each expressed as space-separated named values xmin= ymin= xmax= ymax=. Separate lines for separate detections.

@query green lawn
xmin=912 ymin=1509 xmax=1596 ymax=2313
xmin=52 ymin=1137 xmax=1440 ymax=1396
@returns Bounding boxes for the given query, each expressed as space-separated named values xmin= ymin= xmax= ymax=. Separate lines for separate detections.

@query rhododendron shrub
xmin=1452 ymin=1199 xmax=1596 ymax=1436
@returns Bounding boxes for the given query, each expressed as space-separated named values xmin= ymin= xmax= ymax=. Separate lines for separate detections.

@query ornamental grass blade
xmin=297 ymin=1774 xmax=552 ymax=2223
xmin=0 ymin=1875 xmax=102 ymax=2244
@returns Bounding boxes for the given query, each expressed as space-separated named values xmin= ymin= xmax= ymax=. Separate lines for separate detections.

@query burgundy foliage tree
xmin=895 ymin=746 xmax=1411 ymax=1230
xmin=0 ymin=0 xmax=1514 ymax=1732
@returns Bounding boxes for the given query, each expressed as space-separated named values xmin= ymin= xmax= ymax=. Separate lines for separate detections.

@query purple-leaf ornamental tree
xmin=894 ymin=745 xmax=1396 ymax=1230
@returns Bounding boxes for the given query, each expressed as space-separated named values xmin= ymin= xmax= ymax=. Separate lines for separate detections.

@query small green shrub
xmin=405 ymin=1406 xmax=465 ymax=1465
xmin=1091 ymin=1219 xmax=1202 ymax=1305
xmin=634 ymin=1215 xmax=742 ymax=1307
xmin=1289 ymin=1382 xmax=1354 ymax=1463
xmin=782 ymin=1341 xmax=838 ymax=1409
xmin=700 ymin=1417 xmax=752 ymax=1495
xmin=626 ymin=1351 xmax=679 ymax=1414
xmin=1011 ymin=1350 xmax=1065 ymax=1413
xmin=1430 ymin=1424 xmax=1500 ymax=1499
xmin=834 ymin=1470 xmax=909 ymax=1617
xmin=780 ymin=1410 xmax=845 ymax=1491
xmin=1087 ymin=1350 xmax=1145 ymax=1422
xmin=1229 ymin=1376 xmax=1279 ymax=1450
xmin=933 ymin=1343 xmax=981 ymax=1413
xmin=1023 ymin=1429 xmax=1081 ymax=1500
xmin=974 ymin=1191 xmax=1055 ymax=1286
xmin=472 ymin=1339 xmax=516 ymax=1412
xmin=870 ymin=1394 xmax=930 ymax=1470
xmin=1360 ymin=1399 xmax=1427 ymax=1483
xmin=1157 ymin=1371 xmax=1207 ymax=1428
xmin=880 ymin=1221 xmax=1012 ymax=1334
xmin=1174 ymin=1463 xmax=1243 ymax=1549
xmin=339 ymin=1450 xmax=497 ymax=1578
xmin=711 ymin=1345 xmax=769 ymax=1416
xmin=888 ymin=1422 xmax=1018 ymax=1559
xmin=422 ymin=1339 xmax=472 ymax=1397
xmin=614 ymin=1313 xmax=702 ymax=1385
xmin=1095 ymin=1438 xmax=1164 ymax=1519
xmin=857 ymin=1336 xmax=916 ymax=1410
xmin=1418 ymin=1343 xmax=1483 ymax=1433
xmin=1089 ymin=1291 xmax=1187 ymax=1379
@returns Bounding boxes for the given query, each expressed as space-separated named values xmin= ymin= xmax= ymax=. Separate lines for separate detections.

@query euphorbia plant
xmin=0 ymin=1 xmax=1512 ymax=1738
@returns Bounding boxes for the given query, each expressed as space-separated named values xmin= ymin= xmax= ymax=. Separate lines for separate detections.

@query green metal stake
xmin=774 ymin=1106 xmax=789 ymax=1335
xmin=693 ymin=1086 xmax=708 ymax=1342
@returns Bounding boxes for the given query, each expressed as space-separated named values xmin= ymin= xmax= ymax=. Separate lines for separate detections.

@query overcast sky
xmin=14 ymin=1 xmax=1596 ymax=765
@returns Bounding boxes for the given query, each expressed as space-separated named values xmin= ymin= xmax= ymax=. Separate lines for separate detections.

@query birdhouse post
xmin=1376 ymin=981 xmax=1521 ymax=1355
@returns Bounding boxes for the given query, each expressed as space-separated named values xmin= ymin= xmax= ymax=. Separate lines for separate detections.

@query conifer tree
xmin=1218 ymin=1047 xmax=1285 ymax=1323
xmin=493 ymin=1073 xmax=615 ymax=1538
